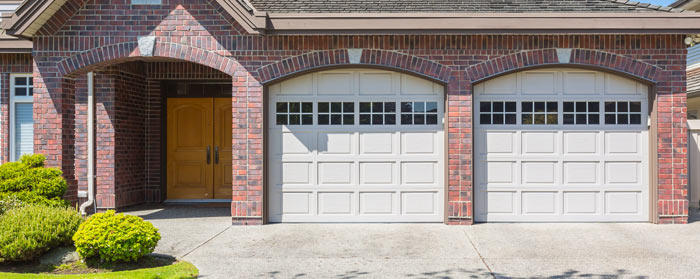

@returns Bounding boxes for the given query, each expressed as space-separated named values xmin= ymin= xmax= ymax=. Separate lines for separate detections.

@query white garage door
xmin=268 ymin=68 xmax=445 ymax=222
xmin=474 ymin=68 xmax=649 ymax=222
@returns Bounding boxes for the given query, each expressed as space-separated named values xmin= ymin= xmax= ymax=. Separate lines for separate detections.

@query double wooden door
xmin=166 ymin=98 xmax=232 ymax=199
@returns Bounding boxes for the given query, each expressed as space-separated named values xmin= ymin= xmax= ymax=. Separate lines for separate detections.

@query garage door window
xmin=563 ymin=101 xmax=600 ymax=125
xmin=319 ymin=102 xmax=354 ymax=125
xmin=359 ymin=102 xmax=396 ymax=125
xmin=479 ymin=101 xmax=516 ymax=125
xmin=276 ymin=102 xmax=313 ymax=125
xmin=604 ymin=101 xmax=642 ymax=125
xmin=522 ymin=101 xmax=557 ymax=125
xmin=401 ymin=101 xmax=438 ymax=125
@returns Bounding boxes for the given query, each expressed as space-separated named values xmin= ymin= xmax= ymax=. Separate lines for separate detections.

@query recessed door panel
xmin=214 ymin=98 xmax=233 ymax=199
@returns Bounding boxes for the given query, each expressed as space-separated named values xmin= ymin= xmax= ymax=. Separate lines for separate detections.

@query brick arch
xmin=256 ymin=49 xmax=452 ymax=84
xmin=57 ymin=41 xmax=237 ymax=77
xmin=466 ymin=48 xmax=664 ymax=84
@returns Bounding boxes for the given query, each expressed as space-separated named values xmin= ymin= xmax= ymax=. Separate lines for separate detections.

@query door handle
xmin=215 ymin=146 xmax=219 ymax=164
xmin=206 ymin=146 xmax=211 ymax=164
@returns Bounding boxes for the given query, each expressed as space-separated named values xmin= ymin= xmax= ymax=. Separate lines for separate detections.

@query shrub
xmin=0 ymin=154 xmax=68 ymax=207
xmin=0 ymin=195 xmax=24 ymax=215
xmin=0 ymin=204 xmax=83 ymax=262
xmin=73 ymin=210 xmax=161 ymax=262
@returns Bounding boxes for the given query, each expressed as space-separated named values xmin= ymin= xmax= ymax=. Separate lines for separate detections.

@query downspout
xmin=79 ymin=72 xmax=95 ymax=216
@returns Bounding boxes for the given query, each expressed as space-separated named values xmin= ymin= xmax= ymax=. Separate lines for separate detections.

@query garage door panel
xmin=475 ymin=67 xmax=649 ymax=223
xmin=269 ymin=68 xmax=444 ymax=223
xmin=478 ymin=73 xmax=517 ymax=95
xmin=277 ymin=74 xmax=313 ymax=95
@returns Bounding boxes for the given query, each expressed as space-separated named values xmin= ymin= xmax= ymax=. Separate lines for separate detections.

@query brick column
xmin=447 ymin=70 xmax=473 ymax=225
xmin=94 ymin=71 xmax=116 ymax=210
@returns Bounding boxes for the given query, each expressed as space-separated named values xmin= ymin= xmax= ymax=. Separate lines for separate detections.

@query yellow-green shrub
xmin=0 ymin=204 xmax=83 ymax=262
xmin=0 ymin=154 xmax=68 ymax=207
xmin=73 ymin=211 xmax=161 ymax=262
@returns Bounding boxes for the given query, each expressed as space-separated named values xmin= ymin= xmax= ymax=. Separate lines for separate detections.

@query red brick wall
xmin=30 ymin=0 xmax=689 ymax=224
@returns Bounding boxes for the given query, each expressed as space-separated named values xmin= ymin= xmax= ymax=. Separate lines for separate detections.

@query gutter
xmin=79 ymin=72 xmax=95 ymax=216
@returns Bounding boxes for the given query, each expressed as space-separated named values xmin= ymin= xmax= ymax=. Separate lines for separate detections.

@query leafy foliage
xmin=0 ymin=154 xmax=68 ymax=207
xmin=73 ymin=211 xmax=161 ymax=262
xmin=0 ymin=204 xmax=83 ymax=262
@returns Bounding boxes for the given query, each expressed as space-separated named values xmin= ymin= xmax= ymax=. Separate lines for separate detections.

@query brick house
xmin=0 ymin=0 xmax=695 ymax=225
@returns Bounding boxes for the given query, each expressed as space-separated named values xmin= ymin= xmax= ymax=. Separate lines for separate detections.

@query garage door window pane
xmin=360 ymin=102 xmax=395 ymax=125
xmin=480 ymin=101 xmax=515 ymax=125
xmin=522 ymin=101 xmax=557 ymax=125
xmin=604 ymin=101 xmax=642 ymax=125
xmin=276 ymin=102 xmax=313 ymax=125
xmin=563 ymin=101 xmax=599 ymax=125
xmin=319 ymin=102 xmax=354 ymax=125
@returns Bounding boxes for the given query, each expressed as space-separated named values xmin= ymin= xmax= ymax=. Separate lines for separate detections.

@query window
xmin=400 ymin=101 xmax=438 ymax=125
xmin=276 ymin=102 xmax=313 ymax=125
xmin=10 ymin=74 xmax=34 ymax=161
xmin=360 ymin=102 xmax=396 ymax=125
xmin=563 ymin=102 xmax=600 ymax=125
xmin=604 ymin=101 xmax=642 ymax=125
xmin=318 ymin=102 xmax=354 ymax=125
xmin=479 ymin=102 xmax=516 ymax=125
xmin=522 ymin=101 xmax=557 ymax=125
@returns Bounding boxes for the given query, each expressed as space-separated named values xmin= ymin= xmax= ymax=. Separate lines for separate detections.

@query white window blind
xmin=14 ymin=103 xmax=33 ymax=159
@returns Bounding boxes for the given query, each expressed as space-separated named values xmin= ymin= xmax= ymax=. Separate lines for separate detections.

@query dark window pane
xmin=276 ymin=102 xmax=287 ymax=113
xmin=480 ymin=102 xmax=491 ymax=113
xmin=605 ymin=114 xmax=616 ymax=124
xmin=343 ymin=114 xmax=354 ymax=125
xmin=546 ymin=114 xmax=558 ymax=125
xmin=331 ymin=114 xmax=342 ymax=125
xmin=385 ymin=114 xmax=395 ymax=125
xmin=534 ymin=102 xmax=545 ymax=113
xmin=414 ymin=114 xmax=425 ymax=125
xmin=588 ymin=102 xmax=599 ymax=112
xmin=385 ymin=102 xmax=396 ymax=112
xmin=289 ymin=102 xmax=300 ymax=113
xmin=372 ymin=102 xmax=383 ymax=113
xmin=402 ymin=114 xmax=413 ymax=125
xmin=534 ymin=114 xmax=545 ymax=124
xmin=372 ymin=114 xmax=383 ymax=125
xmin=302 ymin=115 xmax=313 ymax=125
xmin=493 ymin=102 xmax=504 ymax=112
xmin=480 ymin=114 xmax=491 ymax=125
xmin=617 ymin=114 xmax=628 ymax=124
xmin=522 ymin=102 xmax=533 ymax=113
xmin=302 ymin=102 xmax=313 ymax=113
xmin=28 ymin=78 xmax=33 ymax=86
xmin=630 ymin=114 xmax=641 ymax=124
xmin=576 ymin=102 xmax=586 ymax=112
xmin=414 ymin=102 xmax=425 ymax=113
xmin=617 ymin=102 xmax=628 ymax=112
xmin=522 ymin=114 xmax=533 ymax=124
xmin=589 ymin=114 xmax=600 ymax=124
xmin=27 ymin=88 xmax=33 ymax=96
xmin=505 ymin=102 xmax=516 ymax=112
xmin=318 ymin=114 xmax=329 ymax=125
xmin=343 ymin=102 xmax=354 ymax=113
xmin=14 ymin=87 xmax=26 ymax=96
xmin=426 ymin=102 xmax=438 ymax=113
xmin=493 ymin=114 xmax=504 ymax=124
xmin=360 ymin=114 xmax=371 ymax=125
xmin=318 ymin=102 xmax=329 ymax=113
xmin=289 ymin=114 xmax=300 ymax=125
xmin=276 ymin=114 xmax=287 ymax=125
xmin=576 ymin=114 xmax=587 ymax=125
xmin=547 ymin=102 xmax=558 ymax=113
xmin=605 ymin=102 xmax=616 ymax=112
xmin=401 ymin=102 xmax=412 ymax=112
xmin=360 ymin=102 xmax=372 ymax=113
xmin=331 ymin=102 xmax=342 ymax=112
xmin=630 ymin=102 xmax=641 ymax=113
xmin=563 ymin=102 xmax=574 ymax=112
xmin=15 ymin=77 xmax=26 ymax=86
xmin=426 ymin=114 xmax=438 ymax=124
xmin=563 ymin=114 xmax=574 ymax=124
xmin=505 ymin=114 xmax=516 ymax=124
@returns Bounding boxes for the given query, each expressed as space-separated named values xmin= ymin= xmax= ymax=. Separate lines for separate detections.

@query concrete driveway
xmin=125 ymin=205 xmax=700 ymax=279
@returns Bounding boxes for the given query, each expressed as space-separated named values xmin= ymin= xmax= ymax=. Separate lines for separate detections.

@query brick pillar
xmin=446 ymin=70 xmax=473 ymax=225
xmin=231 ymin=72 xmax=264 ymax=225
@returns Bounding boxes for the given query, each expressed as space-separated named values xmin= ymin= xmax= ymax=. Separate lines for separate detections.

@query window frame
xmin=10 ymin=74 xmax=34 ymax=161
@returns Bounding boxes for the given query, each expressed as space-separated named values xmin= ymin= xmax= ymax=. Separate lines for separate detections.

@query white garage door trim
xmin=268 ymin=68 xmax=445 ymax=223
xmin=474 ymin=68 xmax=650 ymax=222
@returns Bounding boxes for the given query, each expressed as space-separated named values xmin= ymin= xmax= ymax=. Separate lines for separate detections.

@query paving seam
xmin=180 ymin=225 xmax=232 ymax=259
xmin=463 ymin=229 xmax=497 ymax=279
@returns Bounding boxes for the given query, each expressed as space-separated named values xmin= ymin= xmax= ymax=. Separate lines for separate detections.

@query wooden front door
xmin=167 ymin=98 xmax=232 ymax=200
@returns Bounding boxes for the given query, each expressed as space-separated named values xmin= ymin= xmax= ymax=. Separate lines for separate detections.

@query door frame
xmin=160 ymin=80 xmax=233 ymax=201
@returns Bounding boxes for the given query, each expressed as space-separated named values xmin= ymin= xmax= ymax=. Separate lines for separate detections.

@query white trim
xmin=9 ymin=73 xmax=33 ymax=162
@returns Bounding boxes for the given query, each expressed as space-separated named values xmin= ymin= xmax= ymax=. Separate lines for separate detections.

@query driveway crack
xmin=463 ymin=229 xmax=496 ymax=279
xmin=180 ymin=225 xmax=231 ymax=259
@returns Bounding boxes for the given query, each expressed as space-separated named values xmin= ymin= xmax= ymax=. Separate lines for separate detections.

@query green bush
xmin=0 ymin=204 xmax=83 ymax=262
xmin=0 ymin=195 xmax=24 ymax=215
xmin=73 ymin=210 xmax=161 ymax=262
xmin=0 ymin=154 xmax=68 ymax=207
